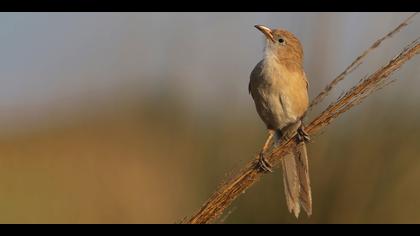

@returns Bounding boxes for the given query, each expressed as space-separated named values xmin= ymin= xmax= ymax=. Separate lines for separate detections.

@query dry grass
xmin=185 ymin=27 xmax=420 ymax=223
xmin=309 ymin=12 xmax=418 ymax=109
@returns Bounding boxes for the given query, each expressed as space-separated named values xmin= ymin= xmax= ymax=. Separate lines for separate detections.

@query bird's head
xmin=254 ymin=25 xmax=304 ymax=63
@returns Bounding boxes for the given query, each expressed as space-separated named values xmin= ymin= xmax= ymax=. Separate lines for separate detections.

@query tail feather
xmin=281 ymin=141 xmax=312 ymax=218
xmin=281 ymin=153 xmax=301 ymax=217
xmin=295 ymin=141 xmax=312 ymax=216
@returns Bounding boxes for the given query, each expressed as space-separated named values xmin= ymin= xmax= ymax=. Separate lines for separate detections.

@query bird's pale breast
xmin=249 ymin=59 xmax=308 ymax=130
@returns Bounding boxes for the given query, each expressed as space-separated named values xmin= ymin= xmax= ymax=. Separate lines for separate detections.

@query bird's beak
xmin=254 ymin=25 xmax=275 ymax=43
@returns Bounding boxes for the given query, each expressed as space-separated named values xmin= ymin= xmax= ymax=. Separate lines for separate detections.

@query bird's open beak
xmin=254 ymin=25 xmax=275 ymax=43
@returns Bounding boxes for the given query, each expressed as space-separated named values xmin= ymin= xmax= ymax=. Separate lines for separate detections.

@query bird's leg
xmin=278 ymin=122 xmax=301 ymax=144
xmin=297 ymin=120 xmax=310 ymax=142
xmin=258 ymin=131 xmax=274 ymax=173
xmin=257 ymin=120 xmax=309 ymax=173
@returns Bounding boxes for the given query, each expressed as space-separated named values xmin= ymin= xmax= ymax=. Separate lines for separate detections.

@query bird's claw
xmin=297 ymin=126 xmax=310 ymax=142
xmin=258 ymin=151 xmax=273 ymax=173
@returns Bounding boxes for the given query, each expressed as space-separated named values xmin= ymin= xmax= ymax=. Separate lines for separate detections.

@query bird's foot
xmin=258 ymin=151 xmax=273 ymax=173
xmin=297 ymin=125 xmax=310 ymax=142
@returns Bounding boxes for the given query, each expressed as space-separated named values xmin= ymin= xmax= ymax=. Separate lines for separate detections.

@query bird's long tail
xmin=280 ymin=139 xmax=312 ymax=218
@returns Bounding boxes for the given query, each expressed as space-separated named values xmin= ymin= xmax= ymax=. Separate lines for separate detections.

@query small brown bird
xmin=249 ymin=25 xmax=312 ymax=217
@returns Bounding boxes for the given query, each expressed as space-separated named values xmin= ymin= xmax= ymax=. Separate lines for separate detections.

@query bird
xmin=248 ymin=25 xmax=312 ymax=218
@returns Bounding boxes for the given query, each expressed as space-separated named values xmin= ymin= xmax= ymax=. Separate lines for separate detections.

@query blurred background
xmin=0 ymin=12 xmax=419 ymax=224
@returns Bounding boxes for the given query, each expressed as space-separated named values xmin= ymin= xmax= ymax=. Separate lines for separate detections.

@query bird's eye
xmin=278 ymin=38 xmax=285 ymax=44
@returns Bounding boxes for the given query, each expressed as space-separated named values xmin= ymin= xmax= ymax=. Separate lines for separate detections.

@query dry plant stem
xmin=309 ymin=12 xmax=418 ymax=109
xmin=186 ymin=40 xmax=420 ymax=224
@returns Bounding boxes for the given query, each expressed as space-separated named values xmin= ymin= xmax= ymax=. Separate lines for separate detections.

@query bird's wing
xmin=303 ymin=72 xmax=309 ymax=91
xmin=249 ymin=60 xmax=264 ymax=98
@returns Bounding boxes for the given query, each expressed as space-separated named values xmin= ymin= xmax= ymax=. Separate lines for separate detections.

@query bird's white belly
xmin=256 ymin=84 xmax=298 ymax=130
